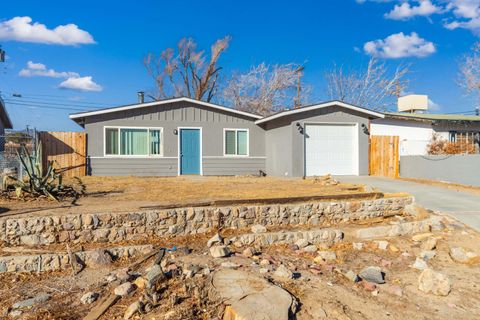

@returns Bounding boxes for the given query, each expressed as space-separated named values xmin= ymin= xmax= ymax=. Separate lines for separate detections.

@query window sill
xmin=222 ymin=155 xmax=250 ymax=158
xmin=103 ymin=155 xmax=165 ymax=158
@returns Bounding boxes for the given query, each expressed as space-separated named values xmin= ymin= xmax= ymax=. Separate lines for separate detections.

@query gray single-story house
xmin=69 ymin=97 xmax=384 ymax=177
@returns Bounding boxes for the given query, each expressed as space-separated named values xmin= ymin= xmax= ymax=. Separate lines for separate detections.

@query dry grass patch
xmin=0 ymin=175 xmax=371 ymax=217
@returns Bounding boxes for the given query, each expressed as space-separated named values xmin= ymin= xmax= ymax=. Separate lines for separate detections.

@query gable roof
xmin=385 ymin=112 xmax=480 ymax=123
xmin=0 ymin=97 xmax=13 ymax=129
xmin=254 ymin=100 xmax=384 ymax=125
xmin=69 ymin=97 xmax=263 ymax=123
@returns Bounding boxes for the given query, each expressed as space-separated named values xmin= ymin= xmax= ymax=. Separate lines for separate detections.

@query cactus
xmin=13 ymin=142 xmax=77 ymax=201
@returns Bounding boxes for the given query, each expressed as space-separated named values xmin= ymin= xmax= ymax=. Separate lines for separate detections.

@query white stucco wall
xmin=370 ymin=118 xmax=438 ymax=155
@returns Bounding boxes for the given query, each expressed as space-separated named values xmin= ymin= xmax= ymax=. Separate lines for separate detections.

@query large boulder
xmin=359 ymin=266 xmax=385 ymax=284
xmin=314 ymin=251 xmax=337 ymax=263
xmin=418 ymin=269 xmax=451 ymax=296
xmin=12 ymin=293 xmax=51 ymax=310
xmin=80 ymin=292 xmax=98 ymax=304
xmin=210 ymin=245 xmax=230 ymax=258
xmin=114 ymin=282 xmax=135 ymax=297
xmin=212 ymin=269 xmax=297 ymax=320
xmin=144 ymin=264 xmax=165 ymax=289
xmin=85 ymin=249 xmax=113 ymax=267
xmin=449 ymin=247 xmax=478 ymax=263
xmin=207 ymin=234 xmax=223 ymax=248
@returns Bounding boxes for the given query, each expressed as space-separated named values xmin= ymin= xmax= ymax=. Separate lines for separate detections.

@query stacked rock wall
xmin=0 ymin=197 xmax=413 ymax=246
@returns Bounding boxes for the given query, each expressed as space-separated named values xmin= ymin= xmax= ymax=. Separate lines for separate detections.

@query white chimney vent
xmin=398 ymin=94 xmax=428 ymax=113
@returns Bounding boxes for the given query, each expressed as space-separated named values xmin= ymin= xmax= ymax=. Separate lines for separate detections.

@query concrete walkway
xmin=338 ymin=176 xmax=480 ymax=232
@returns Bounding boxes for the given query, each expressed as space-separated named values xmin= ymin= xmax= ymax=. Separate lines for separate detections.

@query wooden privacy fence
xmin=370 ymin=135 xmax=399 ymax=178
xmin=39 ymin=132 xmax=86 ymax=177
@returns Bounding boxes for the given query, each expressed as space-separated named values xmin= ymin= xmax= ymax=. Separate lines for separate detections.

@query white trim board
xmin=255 ymin=101 xmax=384 ymax=125
xmin=90 ymin=156 xmax=266 ymax=159
xmin=203 ymin=156 xmax=266 ymax=159
xmin=222 ymin=128 xmax=250 ymax=157
xmin=70 ymin=97 xmax=263 ymax=120
xmin=103 ymin=126 xmax=164 ymax=158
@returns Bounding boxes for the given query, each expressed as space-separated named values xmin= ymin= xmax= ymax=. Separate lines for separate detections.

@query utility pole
xmin=0 ymin=46 xmax=5 ymax=63
xmin=293 ymin=66 xmax=305 ymax=109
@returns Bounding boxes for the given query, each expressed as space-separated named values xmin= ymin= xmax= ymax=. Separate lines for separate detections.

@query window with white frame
xmin=224 ymin=129 xmax=248 ymax=156
xmin=105 ymin=127 xmax=163 ymax=156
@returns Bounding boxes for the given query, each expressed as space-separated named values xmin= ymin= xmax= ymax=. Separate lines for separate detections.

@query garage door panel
xmin=305 ymin=124 xmax=357 ymax=176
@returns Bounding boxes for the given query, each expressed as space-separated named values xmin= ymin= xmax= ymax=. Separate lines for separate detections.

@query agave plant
xmin=14 ymin=142 xmax=68 ymax=201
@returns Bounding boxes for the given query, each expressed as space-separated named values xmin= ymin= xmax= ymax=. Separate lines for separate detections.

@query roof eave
xmin=384 ymin=113 xmax=480 ymax=123
xmin=383 ymin=114 xmax=434 ymax=123
xmin=69 ymin=97 xmax=263 ymax=121
xmin=255 ymin=101 xmax=385 ymax=125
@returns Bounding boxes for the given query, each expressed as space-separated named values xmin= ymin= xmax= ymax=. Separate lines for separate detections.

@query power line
xmin=4 ymin=97 xmax=102 ymax=109
xmin=1 ymin=90 xmax=117 ymax=106
xmin=4 ymin=101 xmax=89 ymax=111
xmin=7 ymin=95 xmax=111 ymax=107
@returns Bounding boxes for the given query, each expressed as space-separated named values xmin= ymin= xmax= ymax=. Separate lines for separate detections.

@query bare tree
xmin=144 ymin=36 xmax=231 ymax=102
xmin=459 ymin=42 xmax=480 ymax=106
xmin=223 ymin=63 xmax=309 ymax=116
xmin=325 ymin=58 xmax=409 ymax=111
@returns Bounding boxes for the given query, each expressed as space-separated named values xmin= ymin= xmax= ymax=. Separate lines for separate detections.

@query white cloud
xmin=385 ymin=1 xmax=443 ymax=20
xmin=364 ymin=32 xmax=436 ymax=58
xmin=59 ymin=76 xmax=102 ymax=92
xmin=19 ymin=61 xmax=102 ymax=92
xmin=19 ymin=61 xmax=79 ymax=78
xmin=444 ymin=0 xmax=480 ymax=33
xmin=447 ymin=0 xmax=480 ymax=19
xmin=0 ymin=16 xmax=95 ymax=46
xmin=358 ymin=0 xmax=480 ymax=35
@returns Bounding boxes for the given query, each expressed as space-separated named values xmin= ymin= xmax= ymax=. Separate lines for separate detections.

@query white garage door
xmin=304 ymin=124 xmax=358 ymax=176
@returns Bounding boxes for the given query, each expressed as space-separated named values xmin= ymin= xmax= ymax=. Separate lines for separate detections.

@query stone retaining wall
xmin=0 ymin=245 xmax=153 ymax=273
xmin=0 ymin=196 xmax=412 ymax=246
xmin=232 ymin=229 xmax=343 ymax=247
xmin=355 ymin=216 xmax=445 ymax=239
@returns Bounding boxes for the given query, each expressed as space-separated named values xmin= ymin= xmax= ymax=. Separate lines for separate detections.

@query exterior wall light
xmin=296 ymin=122 xmax=304 ymax=134
xmin=361 ymin=123 xmax=370 ymax=135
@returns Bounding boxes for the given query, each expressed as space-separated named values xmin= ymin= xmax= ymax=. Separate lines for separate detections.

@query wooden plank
xmin=369 ymin=135 xmax=399 ymax=178
xmin=83 ymin=294 xmax=120 ymax=320
xmin=39 ymin=131 xmax=87 ymax=177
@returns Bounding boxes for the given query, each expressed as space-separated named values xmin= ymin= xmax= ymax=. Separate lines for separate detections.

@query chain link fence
xmin=0 ymin=129 xmax=37 ymax=180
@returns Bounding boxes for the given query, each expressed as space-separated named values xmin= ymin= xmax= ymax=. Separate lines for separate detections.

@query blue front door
xmin=180 ymin=129 xmax=201 ymax=175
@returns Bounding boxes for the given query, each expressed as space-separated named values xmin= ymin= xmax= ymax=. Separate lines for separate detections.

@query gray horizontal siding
xmin=90 ymin=158 xmax=178 ymax=176
xmin=85 ymin=101 xmax=265 ymax=158
xmin=89 ymin=157 xmax=265 ymax=176
xmin=203 ymin=158 xmax=266 ymax=176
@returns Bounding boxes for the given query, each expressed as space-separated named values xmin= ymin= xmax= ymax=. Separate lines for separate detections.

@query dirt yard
xmin=0 ymin=175 xmax=373 ymax=217
xmin=0 ymin=208 xmax=479 ymax=320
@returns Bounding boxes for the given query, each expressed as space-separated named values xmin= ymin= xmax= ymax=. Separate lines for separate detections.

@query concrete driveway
xmin=338 ymin=176 xmax=480 ymax=232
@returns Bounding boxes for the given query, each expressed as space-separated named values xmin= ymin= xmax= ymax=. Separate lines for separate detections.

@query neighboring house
xmin=371 ymin=112 xmax=480 ymax=156
xmin=70 ymin=97 xmax=384 ymax=177
xmin=0 ymin=97 xmax=13 ymax=151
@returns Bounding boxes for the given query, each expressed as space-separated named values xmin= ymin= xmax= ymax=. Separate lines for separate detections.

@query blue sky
xmin=0 ymin=0 xmax=479 ymax=131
